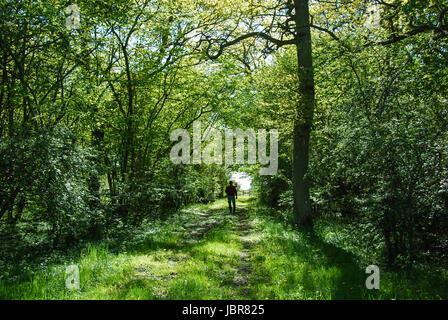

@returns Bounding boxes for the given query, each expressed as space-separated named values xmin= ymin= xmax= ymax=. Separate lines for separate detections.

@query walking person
xmin=225 ymin=181 xmax=238 ymax=213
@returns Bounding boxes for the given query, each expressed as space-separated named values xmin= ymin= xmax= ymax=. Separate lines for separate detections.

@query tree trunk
xmin=293 ymin=0 xmax=314 ymax=227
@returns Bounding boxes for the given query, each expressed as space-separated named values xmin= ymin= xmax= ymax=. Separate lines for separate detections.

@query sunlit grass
xmin=244 ymin=205 xmax=448 ymax=300
xmin=1 ymin=195 xmax=446 ymax=300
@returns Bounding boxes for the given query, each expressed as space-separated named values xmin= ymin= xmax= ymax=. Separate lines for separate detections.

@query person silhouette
xmin=225 ymin=181 xmax=238 ymax=213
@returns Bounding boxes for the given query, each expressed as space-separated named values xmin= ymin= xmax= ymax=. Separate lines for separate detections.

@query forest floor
xmin=1 ymin=196 xmax=447 ymax=300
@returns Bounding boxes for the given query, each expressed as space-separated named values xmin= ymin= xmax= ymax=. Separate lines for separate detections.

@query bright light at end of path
xmin=231 ymin=172 xmax=252 ymax=190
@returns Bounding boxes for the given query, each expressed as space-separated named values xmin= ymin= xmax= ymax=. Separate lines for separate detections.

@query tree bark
xmin=293 ymin=0 xmax=314 ymax=227
xmin=200 ymin=0 xmax=316 ymax=227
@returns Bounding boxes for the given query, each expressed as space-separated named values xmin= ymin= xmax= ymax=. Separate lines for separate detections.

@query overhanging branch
xmin=203 ymin=31 xmax=297 ymax=60
xmin=365 ymin=24 xmax=448 ymax=46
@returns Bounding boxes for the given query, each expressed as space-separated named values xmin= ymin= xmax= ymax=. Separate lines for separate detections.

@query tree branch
xmin=366 ymin=23 xmax=448 ymax=46
xmin=203 ymin=31 xmax=297 ymax=60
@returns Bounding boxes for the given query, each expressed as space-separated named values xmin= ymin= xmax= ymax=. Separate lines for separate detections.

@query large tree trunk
xmin=292 ymin=0 xmax=314 ymax=227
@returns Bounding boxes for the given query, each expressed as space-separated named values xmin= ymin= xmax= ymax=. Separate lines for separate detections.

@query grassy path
xmin=1 ymin=196 xmax=447 ymax=300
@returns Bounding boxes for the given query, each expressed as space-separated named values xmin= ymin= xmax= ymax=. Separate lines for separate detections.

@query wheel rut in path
xmin=231 ymin=208 xmax=256 ymax=297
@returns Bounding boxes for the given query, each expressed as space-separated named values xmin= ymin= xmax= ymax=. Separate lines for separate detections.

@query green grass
xmin=246 ymin=206 xmax=448 ymax=300
xmin=0 ymin=196 xmax=447 ymax=300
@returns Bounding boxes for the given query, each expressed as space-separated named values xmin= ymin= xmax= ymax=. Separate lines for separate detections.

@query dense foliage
xmin=251 ymin=8 xmax=448 ymax=268
xmin=1 ymin=0 xmax=447 ymax=284
xmin=0 ymin=0 xmax=232 ymax=270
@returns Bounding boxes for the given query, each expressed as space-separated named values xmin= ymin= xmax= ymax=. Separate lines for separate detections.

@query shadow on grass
xmin=252 ymin=206 xmax=372 ymax=299
xmin=263 ymin=211 xmax=448 ymax=300
xmin=297 ymin=226 xmax=368 ymax=299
